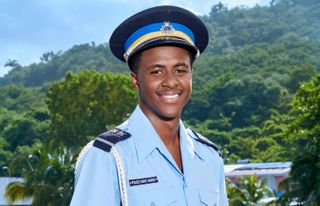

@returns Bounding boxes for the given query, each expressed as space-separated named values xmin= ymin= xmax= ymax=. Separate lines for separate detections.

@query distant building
xmin=0 ymin=177 xmax=31 ymax=206
xmin=225 ymin=161 xmax=292 ymax=195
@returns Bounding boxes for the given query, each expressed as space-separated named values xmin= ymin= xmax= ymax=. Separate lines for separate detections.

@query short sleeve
xmin=70 ymin=147 xmax=120 ymax=206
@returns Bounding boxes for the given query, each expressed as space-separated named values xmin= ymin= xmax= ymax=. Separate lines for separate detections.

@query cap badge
xmin=160 ymin=21 xmax=175 ymax=34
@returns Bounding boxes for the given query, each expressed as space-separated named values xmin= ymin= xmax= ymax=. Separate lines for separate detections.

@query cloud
xmin=0 ymin=0 xmax=270 ymax=77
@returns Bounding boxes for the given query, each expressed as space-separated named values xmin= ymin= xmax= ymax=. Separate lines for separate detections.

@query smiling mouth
xmin=163 ymin=94 xmax=179 ymax=99
xmin=159 ymin=93 xmax=181 ymax=104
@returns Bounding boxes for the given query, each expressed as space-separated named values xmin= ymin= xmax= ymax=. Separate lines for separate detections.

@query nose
xmin=161 ymin=72 xmax=178 ymax=88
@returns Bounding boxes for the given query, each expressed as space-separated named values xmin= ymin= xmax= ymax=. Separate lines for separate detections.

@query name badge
xmin=129 ymin=176 xmax=158 ymax=186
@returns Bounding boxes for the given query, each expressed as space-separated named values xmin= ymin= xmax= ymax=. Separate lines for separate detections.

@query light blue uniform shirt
xmin=70 ymin=106 xmax=228 ymax=206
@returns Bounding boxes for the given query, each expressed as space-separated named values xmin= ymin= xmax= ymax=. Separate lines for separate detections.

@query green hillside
xmin=1 ymin=0 xmax=319 ymax=204
xmin=0 ymin=43 xmax=126 ymax=87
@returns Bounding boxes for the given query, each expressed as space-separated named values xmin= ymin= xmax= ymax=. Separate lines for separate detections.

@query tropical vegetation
xmin=1 ymin=0 xmax=319 ymax=205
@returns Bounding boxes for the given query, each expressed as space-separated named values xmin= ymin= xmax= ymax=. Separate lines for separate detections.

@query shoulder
xmin=75 ymin=128 xmax=131 ymax=178
xmin=185 ymin=128 xmax=222 ymax=157
xmin=93 ymin=128 xmax=131 ymax=152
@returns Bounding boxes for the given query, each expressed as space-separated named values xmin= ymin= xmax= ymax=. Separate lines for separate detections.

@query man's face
xmin=131 ymin=45 xmax=193 ymax=121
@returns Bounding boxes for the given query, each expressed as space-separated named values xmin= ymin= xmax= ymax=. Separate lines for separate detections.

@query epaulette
xmin=187 ymin=129 xmax=222 ymax=157
xmin=93 ymin=128 xmax=131 ymax=152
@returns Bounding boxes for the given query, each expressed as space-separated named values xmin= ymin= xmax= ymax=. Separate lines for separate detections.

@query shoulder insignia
xmin=93 ymin=128 xmax=131 ymax=152
xmin=188 ymin=129 xmax=222 ymax=157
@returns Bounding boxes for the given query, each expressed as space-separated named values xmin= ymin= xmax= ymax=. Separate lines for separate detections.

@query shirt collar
xmin=126 ymin=106 xmax=202 ymax=162
xmin=179 ymin=123 xmax=205 ymax=160
xmin=178 ymin=120 xmax=195 ymax=158
xmin=126 ymin=106 xmax=163 ymax=162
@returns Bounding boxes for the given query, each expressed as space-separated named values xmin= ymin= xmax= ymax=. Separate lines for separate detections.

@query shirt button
xmin=150 ymin=202 xmax=155 ymax=206
xmin=184 ymin=183 xmax=188 ymax=188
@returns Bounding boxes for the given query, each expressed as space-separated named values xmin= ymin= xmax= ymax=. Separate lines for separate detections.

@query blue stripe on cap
xmin=124 ymin=22 xmax=195 ymax=51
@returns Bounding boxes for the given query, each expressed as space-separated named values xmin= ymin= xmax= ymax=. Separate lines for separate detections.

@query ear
xmin=130 ymin=72 xmax=139 ymax=91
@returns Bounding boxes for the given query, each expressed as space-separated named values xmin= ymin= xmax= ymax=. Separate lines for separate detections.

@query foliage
xmin=203 ymin=0 xmax=320 ymax=52
xmin=278 ymin=74 xmax=320 ymax=205
xmin=0 ymin=136 xmax=12 ymax=176
xmin=0 ymin=85 xmax=46 ymax=112
xmin=5 ymin=141 xmax=75 ymax=206
xmin=0 ymin=106 xmax=50 ymax=176
xmin=227 ymin=174 xmax=275 ymax=206
xmin=2 ymin=116 xmax=49 ymax=151
xmin=205 ymin=74 xmax=283 ymax=128
xmin=0 ymin=43 xmax=126 ymax=87
xmin=1 ymin=0 xmax=320 ymax=205
xmin=46 ymin=70 xmax=137 ymax=148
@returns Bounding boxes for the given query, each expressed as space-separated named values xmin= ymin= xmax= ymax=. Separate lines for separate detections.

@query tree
xmin=0 ymin=85 xmax=47 ymax=112
xmin=4 ymin=141 xmax=75 ymax=206
xmin=210 ymin=2 xmax=227 ymax=16
xmin=191 ymin=74 xmax=284 ymax=129
xmin=279 ymin=74 xmax=320 ymax=205
xmin=46 ymin=71 xmax=137 ymax=148
xmin=227 ymin=174 xmax=275 ymax=206
xmin=2 ymin=117 xmax=48 ymax=151
xmin=4 ymin=59 xmax=19 ymax=68
xmin=40 ymin=51 xmax=57 ymax=63
xmin=0 ymin=136 xmax=12 ymax=176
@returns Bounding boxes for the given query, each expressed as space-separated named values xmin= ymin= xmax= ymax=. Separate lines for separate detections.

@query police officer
xmin=70 ymin=5 xmax=228 ymax=206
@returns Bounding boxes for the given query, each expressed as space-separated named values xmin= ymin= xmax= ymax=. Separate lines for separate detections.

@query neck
xmin=139 ymin=106 xmax=183 ymax=172
xmin=147 ymin=113 xmax=180 ymax=146
xmin=139 ymin=106 xmax=181 ymax=145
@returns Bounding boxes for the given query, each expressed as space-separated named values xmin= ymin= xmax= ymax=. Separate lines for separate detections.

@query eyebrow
xmin=174 ymin=62 xmax=189 ymax=68
xmin=147 ymin=64 xmax=165 ymax=70
xmin=146 ymin=62 xmax=190 ymax=70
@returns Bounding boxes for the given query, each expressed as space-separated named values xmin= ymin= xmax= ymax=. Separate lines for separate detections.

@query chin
xmin=139 ymin=99 xmax=186 ymax=121
xmin=156 ymin=107 xmax=182 ymax=120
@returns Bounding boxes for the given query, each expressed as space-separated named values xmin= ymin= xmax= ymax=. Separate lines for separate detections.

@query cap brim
xmin=109 ymin=5 xmax=208 ymax=62
xmin=127 ymin=37 xmax=199 ymax=63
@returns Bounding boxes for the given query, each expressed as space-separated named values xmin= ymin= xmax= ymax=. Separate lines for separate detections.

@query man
xmin=70 ymin=5 xmax=228 ymax=206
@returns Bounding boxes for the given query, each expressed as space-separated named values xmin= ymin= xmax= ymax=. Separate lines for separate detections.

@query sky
xmin=0 ymin=0 xmax=270 ymax=77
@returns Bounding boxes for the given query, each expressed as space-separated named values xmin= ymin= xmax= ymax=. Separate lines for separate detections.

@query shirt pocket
xmin=198 ymin=189 xmax=220 ymax=206
xmin=129 ymin=186 xmax=178 ymax=206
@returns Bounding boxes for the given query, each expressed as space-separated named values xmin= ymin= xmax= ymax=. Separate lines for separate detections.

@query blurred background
xmin=0 ymin=0 xmax=319 ymax=205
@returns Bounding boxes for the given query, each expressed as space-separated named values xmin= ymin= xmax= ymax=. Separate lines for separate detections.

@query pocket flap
xmin=199 ymin=189 xmax=220 ymax=206
xmin=129 ymin=186 xmax=178 ymax=205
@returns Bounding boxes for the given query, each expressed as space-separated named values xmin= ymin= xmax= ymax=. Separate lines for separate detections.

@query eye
xmin=174 ymin=64 xmax=190 ymax=74
xmin=149 ymin=66 xmax=164 ymax=75
xmin=175 ymin=68 xmax=188 ymax=74
xmin=150 ymin=69 xmax=162 ymax=75
xmin=176 ymin=69 xmax=184 ymax=74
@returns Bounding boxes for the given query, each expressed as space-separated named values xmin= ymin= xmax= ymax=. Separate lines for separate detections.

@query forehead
xmin=139 ymin=46 xmax=191 ymax=64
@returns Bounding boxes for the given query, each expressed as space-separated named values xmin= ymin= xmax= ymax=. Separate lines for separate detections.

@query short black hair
xmin=128 ymin=48 xmax=196 ymax=73
xmin=128 ymin=52 xmax=142 ymax=73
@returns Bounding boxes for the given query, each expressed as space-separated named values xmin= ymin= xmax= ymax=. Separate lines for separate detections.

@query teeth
xmin=163 ymin=94 xmax=179 ymax=99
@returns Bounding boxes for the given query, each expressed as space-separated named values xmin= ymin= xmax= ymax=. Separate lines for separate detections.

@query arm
xmin=70 ymin=147 xmax=120 ymax=206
